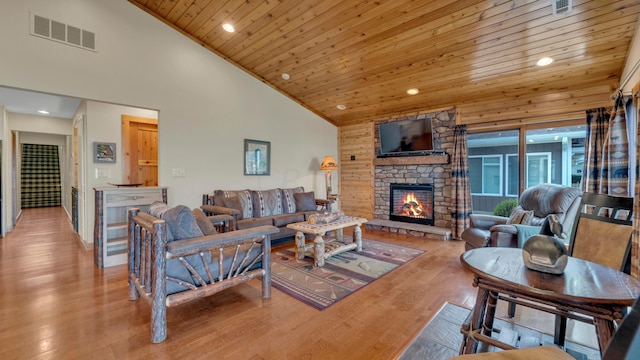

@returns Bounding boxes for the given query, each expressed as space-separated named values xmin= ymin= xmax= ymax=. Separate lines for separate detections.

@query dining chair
xmin=554 ymin=192 xmax=634 ymax=346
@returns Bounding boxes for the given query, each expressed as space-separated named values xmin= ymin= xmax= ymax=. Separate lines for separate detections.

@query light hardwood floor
xmin=0 ymin=207 xmax=594 ymax=359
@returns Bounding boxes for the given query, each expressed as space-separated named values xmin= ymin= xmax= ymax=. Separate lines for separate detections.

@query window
xmin=525 ymin=125 xmax=585 ymax=188
xmin=506 ymin=154 xmax=518 ymax=196
xmin=526 ymin=152 xmax=551 ymax=187
xmin=469 ymin=155 xmax=503 ymax=196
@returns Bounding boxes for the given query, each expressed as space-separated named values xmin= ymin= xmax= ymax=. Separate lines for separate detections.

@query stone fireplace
xmin=372 ymin=109 xmax=456 ymax=231
xmin=389 ymin=183 xmax=434 ymax=225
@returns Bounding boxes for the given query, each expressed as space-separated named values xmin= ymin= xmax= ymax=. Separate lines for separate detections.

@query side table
xmin=459 ymin=247 xmax=640 ymax=356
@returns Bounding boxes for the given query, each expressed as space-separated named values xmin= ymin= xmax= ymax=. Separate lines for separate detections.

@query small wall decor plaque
xmin=244 ymin=139 xmax=270 ymax=175
xmin=94 ymin=142 xmax=116 ymax=163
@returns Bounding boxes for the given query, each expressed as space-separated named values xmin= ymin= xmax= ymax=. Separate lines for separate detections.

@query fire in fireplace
xmin=389 ymin=183 xmax=434 ymax=225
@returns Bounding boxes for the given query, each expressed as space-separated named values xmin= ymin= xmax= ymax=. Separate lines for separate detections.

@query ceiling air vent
xmin=553 ymin=0 xmax=572 ymax=15
xmin=30 ymin=13 xmax=97 ymax=52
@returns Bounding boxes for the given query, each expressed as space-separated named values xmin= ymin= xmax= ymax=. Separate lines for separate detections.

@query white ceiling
xmin=0 ymin=86 xmax=81 ymax=119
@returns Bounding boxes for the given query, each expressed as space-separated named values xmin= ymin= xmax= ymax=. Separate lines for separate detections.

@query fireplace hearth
xmin=389 ymin=183 xmax=434 ymax=226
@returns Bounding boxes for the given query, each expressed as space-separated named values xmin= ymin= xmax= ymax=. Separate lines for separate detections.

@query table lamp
xmin=320 ymin=156 xmax=338 ymax=199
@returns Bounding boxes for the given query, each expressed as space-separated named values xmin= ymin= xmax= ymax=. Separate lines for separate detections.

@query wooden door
xmin=122 ymin=115 xmax=158 ymax=186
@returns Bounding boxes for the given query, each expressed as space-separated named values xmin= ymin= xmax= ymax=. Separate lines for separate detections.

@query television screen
xmin=378 ymin=118 xmax=433 ymax=155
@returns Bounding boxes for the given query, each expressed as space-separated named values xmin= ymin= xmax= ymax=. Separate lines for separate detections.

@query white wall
xmin=0 ymin=0 xmax=337 ymax=244
xmin=9 ymin=113 xmax=72 ymax=135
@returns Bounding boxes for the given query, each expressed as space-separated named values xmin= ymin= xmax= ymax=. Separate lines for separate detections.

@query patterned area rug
xmin=271 ymin=238 xmax=424 ymax=310
xmin=398 ymin=303 xmax=599 ymax=360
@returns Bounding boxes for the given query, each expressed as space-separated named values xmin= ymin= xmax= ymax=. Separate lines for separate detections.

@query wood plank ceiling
xmin=129 ymin=0 xmax=640 ymax=126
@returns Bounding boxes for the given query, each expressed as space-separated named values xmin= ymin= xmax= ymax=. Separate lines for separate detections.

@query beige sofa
xmin=201 ymin=187 xmax=330 ymax=241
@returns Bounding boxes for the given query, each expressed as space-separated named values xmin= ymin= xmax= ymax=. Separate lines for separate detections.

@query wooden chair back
xmin=568 ymin=192 xmax=634 ymax=273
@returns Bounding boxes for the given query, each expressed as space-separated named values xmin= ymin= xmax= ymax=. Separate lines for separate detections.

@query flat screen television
xmin=378 ymin=118 xmax=433 ymax=156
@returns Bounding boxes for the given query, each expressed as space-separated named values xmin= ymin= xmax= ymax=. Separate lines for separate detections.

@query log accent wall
xmin=338 ymin=123 xmax=374 ymax=220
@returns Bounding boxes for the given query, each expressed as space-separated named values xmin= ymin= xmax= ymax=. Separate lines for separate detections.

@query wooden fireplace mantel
xmin=373 ymin=153 xmax=450 ymax=166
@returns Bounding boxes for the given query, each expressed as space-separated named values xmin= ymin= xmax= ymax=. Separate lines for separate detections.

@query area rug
xmin=398 ymin=303 xmax=600 ymax=360
xmin=270 ymin=238 xmax=424 ymax=310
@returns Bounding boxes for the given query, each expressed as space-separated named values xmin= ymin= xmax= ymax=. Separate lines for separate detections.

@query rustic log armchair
xmin=127 ymin=205 xmax=278 ymax=343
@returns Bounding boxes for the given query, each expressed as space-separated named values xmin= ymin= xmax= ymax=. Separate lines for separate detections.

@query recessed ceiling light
xmin=336 ymin=104 xmax=346 ymax=110
xmin=37 ymin=110 xmax=50 ymax=114
xmin=406 ymin=88 xmax=419 ymax=95
xmin=537 ymin=57 xmax=553 ymax=66
xmin=281 ymin=73 xmax=290 ymax=80
xmin=222 ymin=23 xmax=235 ymax=33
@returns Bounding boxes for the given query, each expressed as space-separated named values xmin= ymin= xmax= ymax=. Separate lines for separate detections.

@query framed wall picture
xmin=244 ymin=139 xmax=270 ymax=175
xmin=94 ymin=142 xmax=116 ymax=163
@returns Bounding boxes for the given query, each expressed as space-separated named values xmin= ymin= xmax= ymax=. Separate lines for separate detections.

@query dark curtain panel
xmin=599 ymin=93 xmax=630 ymax=197
xmin=450 ymin=125 xmax=472 ymax=239
xmin=633 ymin=94 xmax=640 ymax=279
xmin=582 ymin=107 xmax=609 ymax=193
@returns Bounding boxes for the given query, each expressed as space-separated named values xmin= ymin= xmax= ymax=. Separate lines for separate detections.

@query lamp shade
xmin=320 ymin=156 xmax=338 ymax=170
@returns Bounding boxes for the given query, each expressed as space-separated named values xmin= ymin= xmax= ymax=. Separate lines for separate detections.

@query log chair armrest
xmin=315 ymin=198 xmax=330 ymax=207
xmin=201 ymin=205 xmax=241 ymax=230
xmin=206 ymin=214 xmax=234 ymax=233
xmin=166 ymin=225 xmax=279 ymax=256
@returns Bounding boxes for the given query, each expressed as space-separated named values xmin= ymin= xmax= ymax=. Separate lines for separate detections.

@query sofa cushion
xmin=272 ymin=213 xmax=305 ymax=227
xmin=159 ymin=205 xmax=210 ymax=295
xmin=506 ymin=206 xmax=534 ymax=225
xmin=214 ymin=190 xmax=253 ymax=219
xmin=294 ymin=191 xmax=316 ymax=212
xmin=280 ymin=186 xmax=304 ymax=213
xmin=192 ymin=207 xmax=218 ymax=236
xmin=222 ymin=196 xmax=245 ymax=220
xmin=252 ymin=189 xmax=283 ymax=217
xmin=236 ymin=217 xmax=274 ymax=230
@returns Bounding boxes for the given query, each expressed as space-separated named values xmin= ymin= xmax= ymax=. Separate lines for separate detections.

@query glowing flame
xmin=401 ymin=193 xmax=424 ymax=217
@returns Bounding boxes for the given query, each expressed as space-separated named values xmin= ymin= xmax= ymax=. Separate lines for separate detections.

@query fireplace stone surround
xmin=371 ymin=109 xmax=456 ymax=238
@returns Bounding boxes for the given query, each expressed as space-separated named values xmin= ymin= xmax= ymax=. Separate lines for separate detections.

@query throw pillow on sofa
xmin=252 ymin=189 xmax=283 ymax=217
xmin=294 ymin=191 xmax=316 ymax=212
xmin=222 ymin=196 xmax=244 ymax=220
xmin=214 ymin=190 xmax=253 ymax=219
xmin=506 ymin=206 xmax=534 ymax=225
xmin=280 ymin=186 xmax=304 ymax=213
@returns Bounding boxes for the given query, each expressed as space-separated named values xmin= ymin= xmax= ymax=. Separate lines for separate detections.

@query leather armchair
xmin=462 ymin=184 xmax=583 ymax=251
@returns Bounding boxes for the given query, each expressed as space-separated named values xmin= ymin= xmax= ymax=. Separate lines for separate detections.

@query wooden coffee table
xmin=287 ymin=216 xmax=368 ymax=267
xmin=459 ymin=247 xmax=640 ymax=356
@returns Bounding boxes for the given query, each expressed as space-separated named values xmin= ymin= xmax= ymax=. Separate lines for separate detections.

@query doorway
xmin=122 ymin=115 xmax=158 ymax=186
